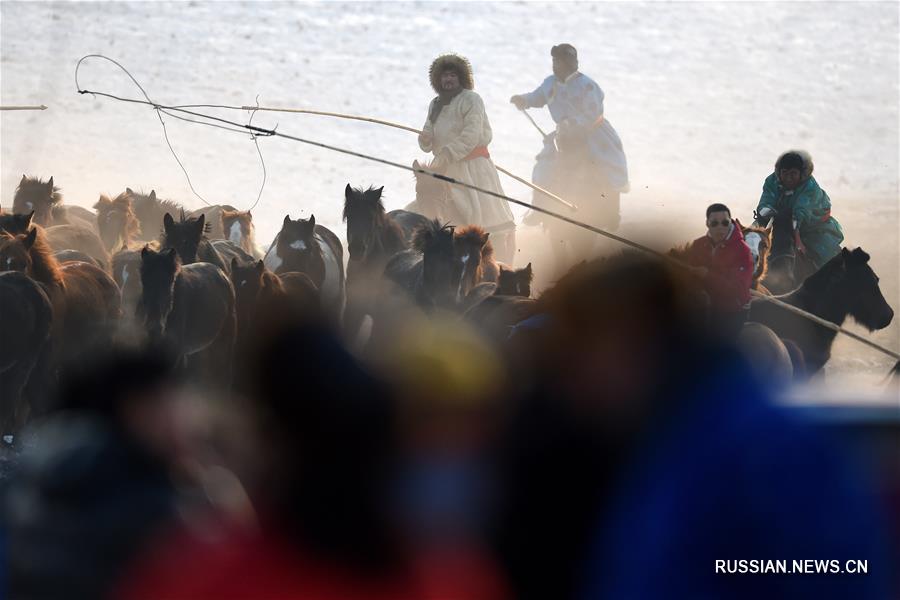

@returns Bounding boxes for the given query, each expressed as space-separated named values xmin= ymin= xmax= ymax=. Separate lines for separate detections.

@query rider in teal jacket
xmin=755 ymin=150 xmax=844 ymax=269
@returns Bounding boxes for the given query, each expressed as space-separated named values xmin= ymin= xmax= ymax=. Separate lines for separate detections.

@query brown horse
xmin=126 ymin=188 xmax=184 ymax=242
xmin=0 ymin=228 xmax=121 ymax=363
xmin=266 ymin=214 xmax=345 ymax=320
xmin=0 ymin=271 xmax=53 ymax=434
xmin=138 ymin=246 xmax=235 ymax=385
xmin=496 ymin=263 xmax=534 ymax=297
xmin=749 ymin=247 xmax=894 ymax=375
xmin=0 ymin=208 xmax=35 ymax=235
xmin=454 ymin=225 xmax=499 ymax=302
xmin=221 ymin=209 xmax=259 ymax=258
xmin=95 ymin=192 xmax=142 ymax=251
xmin=53 ymin=249 xmax=102 ymax=269
xmin=45 ymin=224 xmax=110 ymax=271
xmin=12 ymin=175 xmax=96 ymax=231
xmin=740 ymin=221 xmax=773 ymax=291
xmin=161 ymin=212 xmax=228 ymax=273
xmin=13 ymin=175 xmax=62 ymax=227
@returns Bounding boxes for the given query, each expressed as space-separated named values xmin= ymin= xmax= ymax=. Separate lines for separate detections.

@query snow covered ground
xmin=2 ymin=1 xmax=898 ymax=390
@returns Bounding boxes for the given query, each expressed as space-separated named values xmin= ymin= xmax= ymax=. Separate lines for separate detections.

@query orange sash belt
xmin=464 ymin=146 xmax=490 ymax=161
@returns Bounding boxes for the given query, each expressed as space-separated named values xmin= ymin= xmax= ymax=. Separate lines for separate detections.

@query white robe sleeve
xmin=419 ymin=99 xmax=437 ymax=152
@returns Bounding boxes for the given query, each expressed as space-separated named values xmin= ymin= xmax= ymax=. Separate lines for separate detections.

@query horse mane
xmin=96 ymin=191 xmax=142 ymax=240
xmin=455 ymin=224 xmax=493 ymax=260
xmin=221 ymin=209 xmax=252 ymax=225
xmin=14 ymin=227 xmax=64 ymax=288
xmin=16 ymin=175 xmax=62 ymax=205
xmin=342 ymin=185 xmax=386 ymax=222
xmin=412 ymin=219 xmax=455 ymax=254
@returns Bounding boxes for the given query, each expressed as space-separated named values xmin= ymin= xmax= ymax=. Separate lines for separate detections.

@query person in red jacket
xmin=686 ymin=203 xmax=754 ymax=340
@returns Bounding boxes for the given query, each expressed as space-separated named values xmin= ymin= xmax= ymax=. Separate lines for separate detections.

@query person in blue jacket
xmin=511 ymin=44 xmax=629 ymax=273
xmin=755 ymin=150 xmax=844 ymax=269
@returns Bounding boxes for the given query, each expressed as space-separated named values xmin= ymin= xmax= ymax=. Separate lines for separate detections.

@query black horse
xmin=138 ymin=246 xmax=236 ymax=385
xmin=384 ymin=219 xmax=458 ymax=310
xmin=161 ymin=212 xmax=228 ymax=273
xmin=749 ymin=247 xmax=893 ymax=375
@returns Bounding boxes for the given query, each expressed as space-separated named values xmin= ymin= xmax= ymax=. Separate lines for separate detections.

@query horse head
xmin=808 ymin=248 xmax=894 ymax=331
xmin=497 ymin=262 xmax=534 ymax=297
xmin=0 ymin=229 xmax=37 ymax=274
xmin=741 ymin=223 xmax=772 ymax=287
xmin=13 ymin=175 xmax=60 ymax=227
xmin=138 ymin=246 xmax=180 ymax=340
xmin=413 ymin=219 xmax=456 ymax=308
xmin=343 ymin=184 xmax=385 ymax=261
xmin=0 ymin=210 xmax=35 ymax=235
xmin=222 ymin=209 xmax=255 ymax=255
xmin=162 ymin=211 xmax=208 ymax=265
xmin=229 ymin=258 xmax=266 ymax=324
xmin=453 ymin=225 xmax=491 ymax=303
xmin=95 ymin=191 xmax=140 ymax=251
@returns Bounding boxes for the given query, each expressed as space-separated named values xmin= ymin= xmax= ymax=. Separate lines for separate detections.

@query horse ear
xmin=25 ymin=211 xmax=34 ymax=227
xmin=283 ymin=215 xmax=291 ymax=227
xmin=23 ymin=227 xmax=37 ymax=249
xmin=256 ymin=259 xmax=265 ymax=273
xmin=308 ymin=214 xmax=316 ymax=228
xmin=375 ymin=186 xmax=384 ymax=197
xmin=141 ymin=245 xmax=150 ymax=258
xmin=47 ymin=176 xmax=54 ymax=189
xmin=482 ymin=231 xmax=490 ymax=244
xmin=149 ymin=190 xmax=157 ymax=201
xmin=345 ymin=183 xmax=353 ymax=199
xmin=21 ymin=174 xmax=27 ymax=183
xmin=525 ymin=262 xmax=533 ymax=274
xmin=196 ymin=213 xmax=206 ymax=231
xmin=246 ymin=211 xmax=252 ymax=220
xmin=163 ymin=212 xmax=175 ymax=230
xmin=126 ymin=187 xmax=134 ymax=195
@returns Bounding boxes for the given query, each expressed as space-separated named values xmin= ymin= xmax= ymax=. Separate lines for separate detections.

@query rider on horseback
xmin=754 ymin=150 xmax=844 ymax=269
xmin=685 ymin=203 xmax=754 ymax=340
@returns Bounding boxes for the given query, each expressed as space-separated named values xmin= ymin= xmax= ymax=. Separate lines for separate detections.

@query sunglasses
xmin=707 ymin=219 xmax=731 ymax=228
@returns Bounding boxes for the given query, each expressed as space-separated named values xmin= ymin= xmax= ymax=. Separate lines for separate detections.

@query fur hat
xmin=429 ymin=54 xmax=474 ymax=94
xmin=551 ymin=43 xmax=578 ymax=60
xmin=775 ymin=150 xmax=814 ymax=179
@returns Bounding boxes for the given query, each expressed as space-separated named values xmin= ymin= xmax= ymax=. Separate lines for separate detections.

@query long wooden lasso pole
xmin=241 ymin=105 xmax=577 ymax=211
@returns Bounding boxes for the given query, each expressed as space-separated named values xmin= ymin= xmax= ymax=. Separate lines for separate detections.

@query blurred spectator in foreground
xmin=118 ymin=323 xmax=506 ymax=599
xmin=3 ymin=345 xmax=189 ymax=600
xmin=490 ymin=252 xmax=893 ymax=600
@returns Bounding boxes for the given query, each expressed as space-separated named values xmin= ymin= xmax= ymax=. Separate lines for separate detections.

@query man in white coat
xmin=418 ymin=54 xmax=517 ymax=263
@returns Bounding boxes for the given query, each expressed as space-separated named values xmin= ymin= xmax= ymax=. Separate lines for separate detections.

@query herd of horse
xmin=0 ymin=174 xmax=895 ymax=435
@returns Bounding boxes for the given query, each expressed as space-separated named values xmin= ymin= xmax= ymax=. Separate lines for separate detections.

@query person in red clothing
xmin=686 ymin=203 xmax=754 ymax=340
